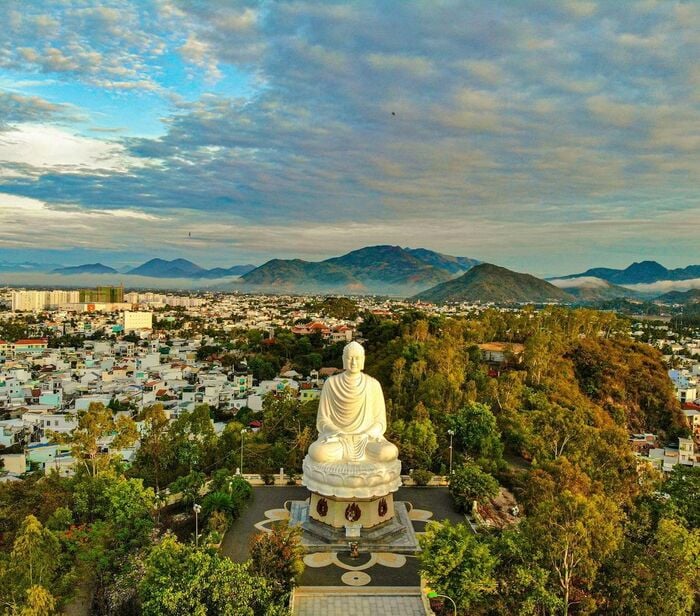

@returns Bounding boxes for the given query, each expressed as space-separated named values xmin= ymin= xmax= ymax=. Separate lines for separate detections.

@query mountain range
xmin=49 ymin=258 xmax=256 ymax=279
xmin=239 ymin=245 xmax=480 ymax=294
xmin=414 ymin=263 xmax=573 ymax=303
xmin=558 ymin=260 xmax=700 ymax=285
xmin=1 ymin=251 xmax=699 ymax=304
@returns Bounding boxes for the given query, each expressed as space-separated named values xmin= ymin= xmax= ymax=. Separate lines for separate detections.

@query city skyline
xmin=1 ymin=1 xmax=699 ymax=277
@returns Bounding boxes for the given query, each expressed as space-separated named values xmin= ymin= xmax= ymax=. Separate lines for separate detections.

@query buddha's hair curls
xmin=342 ymin=340 xmax=365 ymax=358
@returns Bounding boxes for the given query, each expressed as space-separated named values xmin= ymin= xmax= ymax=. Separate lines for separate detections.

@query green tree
xmin=0 ymin=472 xmax=72 ymax=543
xmin=248 ymin=356 xmax=277 ymax=381
xmin=168 ymin=405 xmax=217 ymax=474
xmin=50 ymin=402 xmax=137 ymax=476
xmin=449 ymin=461 xmax=500 ymax=512
xmin=597 ymin=516 xmax=700 ymax=615
xmin=663 ymin=465 xmax=700 ymax=528
xmin=522 ymin=490 xmax=623 ymax=615
xmin=139 ymin=533 xmax=275 ymax=616
xmin=215 ymin=421 xmax=245 ymax=469
xmin=489 ymin=530 xmax=563 ymax=616
xmin=45 ymin=507 xmax=73 ymax=532
xmin=390 ymin=403 xmax=438 ymax=471
xmin=72 ymin=472 xmax=119 ymax=522
xmin=419 ymin=520 xmax=498 ymax=613
xmin=104 ymin=477 xmax=155 ymax=549
xmin=134 ymin=403 xmax=170 ymax=492
xmin=529 ymin=402 xmax=587 ymax=463
xmin=450 ymin=403 xmax=504 ymax=471
xmin=169 ymin=471 xmax=206 ymax=508
xmin=202 ymin=492 xmax=235 ymax=519
xmin=261 ymin=390 xmax=317 ymax=472
xmin=10 ymin=515 xmax=60 ymax=589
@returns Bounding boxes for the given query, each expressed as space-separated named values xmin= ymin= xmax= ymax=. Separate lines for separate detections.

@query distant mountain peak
xmin=52 ymin=263 xmax=118 ymax=275
xmin=240 ymin=246 xmax=480 ymax=294
xmin=414 ymin=262 xmax=573 ymax=304
xmin=127 ymin=258 xmax=205 ymax=278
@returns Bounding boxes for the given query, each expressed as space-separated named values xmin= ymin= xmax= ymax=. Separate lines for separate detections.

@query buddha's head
xmin=342 ymin=341 xmax=365 ymax=374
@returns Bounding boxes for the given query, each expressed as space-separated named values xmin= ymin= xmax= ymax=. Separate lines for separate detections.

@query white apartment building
xmin=12 ymin=290 xmax=47 ymax=312
xmin=49 ymin=290 xmax=79 ymax=307
xmin=11 ymin=290 xmax=80 ymax=311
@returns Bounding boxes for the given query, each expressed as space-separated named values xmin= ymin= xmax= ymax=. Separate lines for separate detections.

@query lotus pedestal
xmin=288 ymin=456 xmax=420 ymax=553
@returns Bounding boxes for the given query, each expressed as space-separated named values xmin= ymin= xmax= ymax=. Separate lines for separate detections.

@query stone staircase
xmin=291 ymin=586 xmax=432 ymax=616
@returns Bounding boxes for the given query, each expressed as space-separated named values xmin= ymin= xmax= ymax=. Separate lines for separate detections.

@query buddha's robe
xmin=307 ymin=371 xmax=399 ymax=463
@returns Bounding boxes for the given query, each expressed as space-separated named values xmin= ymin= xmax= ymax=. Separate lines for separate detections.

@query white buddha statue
xmin=307 ymin=341 xmax=399 ymax=465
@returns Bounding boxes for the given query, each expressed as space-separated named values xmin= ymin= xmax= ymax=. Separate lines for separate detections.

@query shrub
xmin=228 ymin=476 xmax=253 ymax=502
xmin=202 ymin=491 xmax=235 ymax=519
xmin=208 ymin=510 xmax=229 ymax=535
xmin=207 ymin=530 xmax=223 ymax=546
xmin=412 ymin=469 xmax=435 ymax=486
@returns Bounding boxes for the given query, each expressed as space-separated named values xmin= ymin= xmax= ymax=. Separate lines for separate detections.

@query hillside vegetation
xmin=362 ymin=306 xmax=696 ymax=615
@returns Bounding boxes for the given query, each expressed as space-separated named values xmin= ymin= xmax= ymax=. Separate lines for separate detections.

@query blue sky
xmin=0 ymin=0 xmax=698 ymax=277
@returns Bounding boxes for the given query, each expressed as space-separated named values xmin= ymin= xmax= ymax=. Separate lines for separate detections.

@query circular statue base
xmin=288 ymin=498 xmax=420 ymax=553
xmin=309 ymin=491 xmax=395 ymax=531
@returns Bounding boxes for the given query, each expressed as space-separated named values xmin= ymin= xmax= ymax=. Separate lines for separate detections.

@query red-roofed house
xmin=291 ymin=322 xmax=331 ymax=337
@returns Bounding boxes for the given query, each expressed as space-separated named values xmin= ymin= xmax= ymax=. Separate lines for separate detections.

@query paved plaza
xmin=221 ymin=486 xmax=463 ymax=592
xmin=221 ymin=486 xmax=463 ymax=614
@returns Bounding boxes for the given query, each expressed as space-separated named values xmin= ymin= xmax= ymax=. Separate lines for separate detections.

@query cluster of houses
xmin=629 ymin=319 xmax=700 ymax=472
xmin=0 ymin=290 xmax=377 ymax=482
xmin=0 ymin=335 xmax=347 ymax=480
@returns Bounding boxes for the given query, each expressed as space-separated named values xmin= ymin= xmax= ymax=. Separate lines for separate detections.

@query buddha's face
xmin=343 ymin=349 xmax=365 ymax=374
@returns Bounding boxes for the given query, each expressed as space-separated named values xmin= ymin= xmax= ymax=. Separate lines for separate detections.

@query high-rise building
xmin=79 ymin=284 xmax=124 ymax=303
xmin=12 ymin=290 xmax=48 ymax=311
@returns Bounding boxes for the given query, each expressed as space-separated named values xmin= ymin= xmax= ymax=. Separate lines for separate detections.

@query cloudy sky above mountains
xmin=0 ymin=0 xmax=698 ymax=276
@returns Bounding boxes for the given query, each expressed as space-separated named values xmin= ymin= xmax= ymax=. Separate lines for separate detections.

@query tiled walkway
xmin=292 ymin=587 xmax=429 ymax=616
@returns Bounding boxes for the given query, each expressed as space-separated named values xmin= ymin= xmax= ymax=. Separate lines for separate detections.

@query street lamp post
xmin=447 ymin=429 xmax=455 ymax=475
xmin=193 ymin=503 xmax=202 ymax=547
xmin=427 ymin=591 xmax=457 ymax=616
xmin=240 ymin=428 xmax=246 ymax=475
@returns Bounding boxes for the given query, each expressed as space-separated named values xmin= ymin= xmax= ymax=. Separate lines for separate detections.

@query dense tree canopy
xmin=366 ymin=307 xmax=694 ymax=614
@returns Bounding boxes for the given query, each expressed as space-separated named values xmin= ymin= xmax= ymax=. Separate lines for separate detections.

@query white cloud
xmin=179 ymin=34 xmax=221 ymax=81
xmin=0 ymin=194 xmax=165 ymax=250
xmin=0 ymin=124 xmax=144 ymax=173
xmin=586 ymin=95 xmax=637 ymax=127
xmin=550 ymin=276 xmax=612 ymax=289
xmin=622 ymin=279 xmax=700 ymax=294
